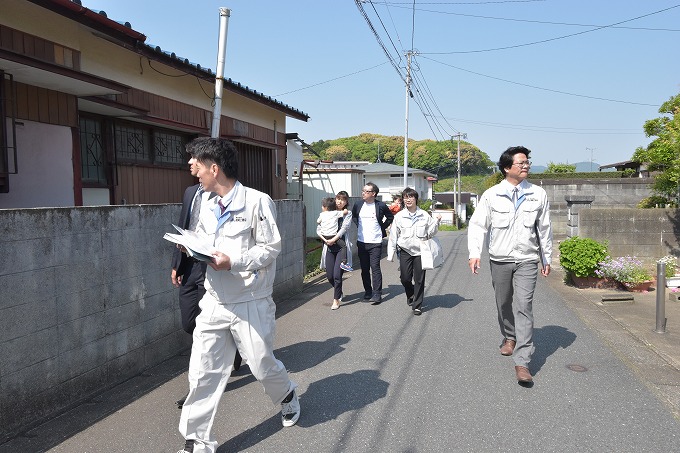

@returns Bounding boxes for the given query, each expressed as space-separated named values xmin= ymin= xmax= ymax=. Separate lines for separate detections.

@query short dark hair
xmin=186 ymin=137 xmax=239 ymax=179
xmin=498 ymin=146 xmax=531 ymax=176
xmin=401 ymin=187 xmax=418 ymax=203
xmin=365 ymin=182 xmax=379 ymax=194
xmin=322 ymin=197 xmax=336 ymax=210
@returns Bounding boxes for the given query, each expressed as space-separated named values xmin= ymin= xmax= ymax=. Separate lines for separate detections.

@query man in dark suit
xmin=351 ymin=182 xmax=394 ymax=304
xmin=171 ymin=153 xmax=241 ymax=408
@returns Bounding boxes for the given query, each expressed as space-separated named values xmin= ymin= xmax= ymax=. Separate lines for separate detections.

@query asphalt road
xmin=5 ymin=231 xmax=680 ymax=452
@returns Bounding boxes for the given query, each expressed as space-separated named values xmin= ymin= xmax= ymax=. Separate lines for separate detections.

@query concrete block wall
xmin=0 ymin=200 xmax=305 ymax=441
xmin=529 ymin=177 xmax=653 ymax=236
xmin=273 ymin=199 xmax=305 ymax=299
xmin=579 ymin=208 xmax=680 ymax=264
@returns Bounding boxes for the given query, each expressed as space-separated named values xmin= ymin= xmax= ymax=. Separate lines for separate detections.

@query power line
xmin=428 ymin=115 xmax=645 ymax=135
xmin=273 ymin=62 xmax=388 ymax=97
xmin=420 ymin=4 xmax=680 ymax=54
xmin=420 ymin=56 xmax=660 ymax=106
xmin=378 ymin=3 xmax=680 ymax=32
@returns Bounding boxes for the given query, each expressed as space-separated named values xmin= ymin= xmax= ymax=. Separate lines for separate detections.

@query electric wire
xmin=420 ymin=4 xmax=680 ymax=54
xmin=273 ymin=62 xmax=389 ymax=97
xmin=420 ymin=55 xmax=660 ymax=106
xmin=376 ymin=2 xmax=680 ymax=31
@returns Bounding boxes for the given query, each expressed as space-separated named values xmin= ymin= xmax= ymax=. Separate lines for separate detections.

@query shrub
xmin=547 ymin=162 xmax=576 ymax=173
xmin=558 ymin=236 xmax=609 ymax=278
xmin=637 ymin=195 xmax=676 ymax=208
xmin=658 ymin=255 xmax=678 ymax=278
xmin=596 ymin=256 xmax=653 ymax=287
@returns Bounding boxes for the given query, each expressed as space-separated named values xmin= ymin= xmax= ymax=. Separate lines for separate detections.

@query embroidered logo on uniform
xmin=232 ymin=216 xmax=247 ymax=222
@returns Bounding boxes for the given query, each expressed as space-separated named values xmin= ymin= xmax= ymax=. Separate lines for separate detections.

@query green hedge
xmin=530 ymin=171 xmax=623 ymax=180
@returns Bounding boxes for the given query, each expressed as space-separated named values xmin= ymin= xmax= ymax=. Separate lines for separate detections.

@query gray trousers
xmin=489 ymin=260 xmax=538 ymax=367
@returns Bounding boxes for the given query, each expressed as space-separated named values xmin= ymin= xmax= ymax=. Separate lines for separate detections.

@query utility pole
xmin=586 ymin=147 xmax=596 ymax=171
xmin=451 ymin=132 xmax=467 ymax=228
xmin=403 ymin=51 xmax=414 ymax=190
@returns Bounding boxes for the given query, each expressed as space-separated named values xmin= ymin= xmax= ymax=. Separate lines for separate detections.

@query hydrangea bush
xmin=596 ymin=256 xmax=653 ymax=287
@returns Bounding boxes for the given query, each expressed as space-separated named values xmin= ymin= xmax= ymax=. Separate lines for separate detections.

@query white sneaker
xmin=331 ymin=300 xmax=340 ymax=310
xmin=281 ymin=390 xmax=300 ymax=427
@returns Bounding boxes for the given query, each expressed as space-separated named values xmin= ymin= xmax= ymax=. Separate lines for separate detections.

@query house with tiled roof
xmin=0 ymin=0 xmax=309 ymax=208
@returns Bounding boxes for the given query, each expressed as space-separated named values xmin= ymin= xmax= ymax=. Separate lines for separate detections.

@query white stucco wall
xmin=0 ymin=120 xmax=74 ymax=209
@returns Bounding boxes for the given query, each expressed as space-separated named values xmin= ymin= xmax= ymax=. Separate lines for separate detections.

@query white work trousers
xmin=178 ymin=294 xmax=296 ymax=453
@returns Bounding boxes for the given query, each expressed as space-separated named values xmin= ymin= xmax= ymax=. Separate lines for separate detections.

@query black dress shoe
xmin=407 ymin=296 xmax=414 ymax=306
xmin=363 ymin=291 xmax=373 ymax=300
xmin=370 ymin=294 xmax=382 ymax=305
xmin=413 ymin=308 xmax=422 ymax=315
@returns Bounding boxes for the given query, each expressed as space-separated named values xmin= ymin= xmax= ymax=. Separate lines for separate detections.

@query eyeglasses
xmin=511 ymin=161 xmax=532 ymax=168
xmin=362 ymin=189 xmax=375 ymax=193
xmin=403 ymin=194 xmax=416 ymax=199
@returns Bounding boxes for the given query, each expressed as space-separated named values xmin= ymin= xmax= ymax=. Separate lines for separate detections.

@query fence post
xmin=655 ymin=261 xmax=667 ymax=334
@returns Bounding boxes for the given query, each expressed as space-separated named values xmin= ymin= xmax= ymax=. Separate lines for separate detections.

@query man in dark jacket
xmin=351 ymin=182 xmax=394 ymax=304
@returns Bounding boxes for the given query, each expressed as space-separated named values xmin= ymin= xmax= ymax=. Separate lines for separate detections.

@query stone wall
xmin=579 ymin=208 xmax=680 ymax=264
xmin=0 ymin=200 xmax=304 ymax=442
xmin=528 ymin=177 xmax=653 ymax=236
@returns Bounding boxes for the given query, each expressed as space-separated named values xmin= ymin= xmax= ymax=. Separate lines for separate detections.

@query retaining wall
xmin=528 ymin=177 xmax=653 ymax=236
xmin=0 ymin=200 xmax=304 ymax=441
xmin=579 ymin=208 xmax=680 ymax=264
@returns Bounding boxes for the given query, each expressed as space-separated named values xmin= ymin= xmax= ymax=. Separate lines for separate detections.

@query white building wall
xmin=303 ymin=172 xmax=357 ymax=237
xmin=0 ymin=120 xmax=74 ymax=209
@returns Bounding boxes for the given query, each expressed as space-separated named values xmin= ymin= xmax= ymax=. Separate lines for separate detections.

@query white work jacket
xmin=387 ymin=207 xmax=439 ymax=260
xmin=468 ymin=179 xmax=552 ymax=265
xmin=196 ymin=181 xmax=281 ymax=304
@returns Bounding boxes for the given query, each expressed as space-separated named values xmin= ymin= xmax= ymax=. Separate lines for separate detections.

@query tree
xmin=632 ymin=92 xmax=680 ymax=201
xmin=547 ymin=162 xmax=576 ymax=173
xmin=309 ymin=134 xmax=494 ymax=175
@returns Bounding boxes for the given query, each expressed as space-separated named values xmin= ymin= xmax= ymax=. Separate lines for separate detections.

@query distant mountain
xmin=530 ymin=161 xmax=612 ymax=174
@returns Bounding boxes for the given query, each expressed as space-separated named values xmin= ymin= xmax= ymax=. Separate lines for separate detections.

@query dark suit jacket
xmin=351 ymin=199 xmax=394 ymax=239
xmin=172 ymin=184 xmax=201 ymax=277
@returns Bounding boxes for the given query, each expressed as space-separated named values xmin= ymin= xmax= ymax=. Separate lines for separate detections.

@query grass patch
xmin=439 ymin=223 xmax=459 ymax=231
xmin=305 ymin=238 xmax=325 ymax=279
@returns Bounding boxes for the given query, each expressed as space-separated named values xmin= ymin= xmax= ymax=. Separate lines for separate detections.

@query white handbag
xmin=420 ymin=237 xmax=444 ymax=270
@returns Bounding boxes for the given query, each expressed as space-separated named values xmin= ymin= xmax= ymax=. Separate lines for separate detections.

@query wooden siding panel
xmin=115 ymin=165 xmax=194 ymax=204
xmin=14 ymin=82 xmax=28 ymax=120
xmin=25 ymin=84 xmax=38 ymax=122
xmin=47 ymin=90 xmax=59 ymax=123
xmin=37 ymin=87 xmax=49 ymax=123
xmin=11 ymin=30 xmax=24 ymax=53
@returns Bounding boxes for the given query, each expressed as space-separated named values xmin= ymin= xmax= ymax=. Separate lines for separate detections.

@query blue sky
xmin=82 ymin=0 xmax=680 ymax=167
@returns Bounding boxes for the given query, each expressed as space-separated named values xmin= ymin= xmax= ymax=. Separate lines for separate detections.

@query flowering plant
xmin=596 ymin=256 xmax=653 ymax=287
xmin=658 ymin=255 xmax=678 ymax=278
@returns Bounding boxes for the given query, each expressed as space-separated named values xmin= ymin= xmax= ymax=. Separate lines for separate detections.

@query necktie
xmin=512 ymin=187 xmax=519 ymax=210
xmin=188 ymin=186 xmax=204 ymax=231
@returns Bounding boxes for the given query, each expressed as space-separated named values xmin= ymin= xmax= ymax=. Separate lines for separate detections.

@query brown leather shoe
xmin=500 ymin=339 xmax=516 ymax=356
xmin=515 ymin=366 xmax=533 ymax=383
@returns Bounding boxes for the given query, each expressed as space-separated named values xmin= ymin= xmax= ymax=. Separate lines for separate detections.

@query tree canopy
xmin=308 ymin=134 xmax=494 ymax=176
xmin=632 ymin=92 xmax=680 ymax=201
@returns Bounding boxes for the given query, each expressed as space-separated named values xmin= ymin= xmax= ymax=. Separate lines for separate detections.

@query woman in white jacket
xmin=387 ymin=187 xmax=440 ymax=315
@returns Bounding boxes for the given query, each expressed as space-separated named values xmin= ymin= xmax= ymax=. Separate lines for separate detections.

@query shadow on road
xmin=219 ymin=369 xmax=388 ymax=452
xmin=275 ymin=337 xmax=351 ymax=373
xmin=531 ymin=325 xmax=577 ymax=374
xmin=425 ymin=292 xmax=472 ymax=311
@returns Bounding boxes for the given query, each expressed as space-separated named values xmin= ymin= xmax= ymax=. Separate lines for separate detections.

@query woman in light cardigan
xmin=319 ymin=191 xmax=354 ymax=310
xmin=387 ymin=187 xmax=440 ymax=315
